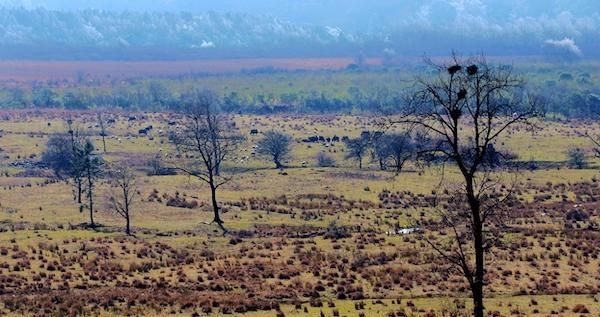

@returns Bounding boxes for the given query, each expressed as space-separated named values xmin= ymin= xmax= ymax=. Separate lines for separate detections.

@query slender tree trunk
xmin=358 ymin=157 xmax=362 ymax=169
xmin=102 ymin=135 xmax=106 ymax=152
xmin=275 ymin=159 xmax=283 ymax=169
xmin=87 ymin=168 xmax=94 ymax=227
xmin=209 ymin=181 xmax=225 ymax=231
xmin=77 ymin=178 xmax=82 ymax=204
xmin=379 ymin=157 xmax=386 ymax=171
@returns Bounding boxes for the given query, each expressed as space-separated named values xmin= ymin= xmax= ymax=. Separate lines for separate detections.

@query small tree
xmin=169 ymin=90 xmax=242 ymax=232
xmin=66 ymin=121 xmax=86 ymax=205
xmin=567 ymin=147 xmax=587 ymax=169
xmin=97 ymin=112 xmax=108 ymax=152
xmin=108 ymin=169 xmax=137 ymax=235
xmin=386 ymin=133 xmax=416 ymax=175
xmin=42 ymin=133 xmax=76 ymax=178
xmin=43 ymin=122 xmax=87 ymax=205
xmin=371 ymin=134 xmax=391 ymax=170
xmin=344 ymin=136 xmax=370 ymax=169
xmin=81 ymin=140 xmax=103 ymax=227
xmin=256 ymin=130 xmax=292 ymax=169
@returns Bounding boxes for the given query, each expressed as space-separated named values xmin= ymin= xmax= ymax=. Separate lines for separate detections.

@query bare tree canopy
xmin=395 ymin=53 xmax=543 ymax=317
xmin=371 ymin=132 xmax=416 ymax=174
xmin=169 ymin=90 xmax=243 ymax=232
xmin=108 ymin=168 xmax=138 ymax=235
xmin=256 ymin=130 xmax=292 ymax=169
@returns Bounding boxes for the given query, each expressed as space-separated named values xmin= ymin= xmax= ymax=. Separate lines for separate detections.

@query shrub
xmin=316 ymin=152 xmax=336 ymax=167
xmin=572 ymin=304 xmax=589 ymax=313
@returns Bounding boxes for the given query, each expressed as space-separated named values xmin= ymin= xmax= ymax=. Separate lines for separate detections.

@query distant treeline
xmin=0 ymin=67 xmax=599 ymax=118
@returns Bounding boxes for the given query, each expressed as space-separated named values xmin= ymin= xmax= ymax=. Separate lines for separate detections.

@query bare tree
xmin=371 ymin=134 xmax=390 ymax=170
xmin=169 ymin=90 xmax=242 ymax=232
xmin=395 ymin=54 xmax=541 ymax=317
xmin=256 ymin=130 xmax=292 ymax=169
xmin=386 ymin=133 xmax=416 ymax=175
xmin=108 ymin=168 xmax=137 ymax=235
xmin=97 ymin=112 xmax=108 ymax=152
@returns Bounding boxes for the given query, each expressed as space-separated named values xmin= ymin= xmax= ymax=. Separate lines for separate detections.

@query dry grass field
xmin=0 ymin=58 xmax=383 ymax=82
xmin=0 ymin=110 xmax=598 ymax=316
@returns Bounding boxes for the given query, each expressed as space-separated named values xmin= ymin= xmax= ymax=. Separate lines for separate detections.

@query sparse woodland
xmin=0 ymin=56 xmax=598 ymax=317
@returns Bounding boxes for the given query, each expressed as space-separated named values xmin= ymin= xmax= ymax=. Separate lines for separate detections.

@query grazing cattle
xmin=303 ymin=136 xmax=319 ymax=143
xmin=250 ymin=129 xmax=259 ymax=135
xmin=138 ymin=128 xmax=148 ymax=136
xmin=107 ymin=118 xmax=116 ymax=124
xmin=168 ymin=121 xmax=177 ymax=126
xmin=128 ymin=116 xmax=137 ymax=121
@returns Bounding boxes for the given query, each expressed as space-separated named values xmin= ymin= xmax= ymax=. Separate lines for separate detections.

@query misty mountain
xmin=0 ymin=2 xmax=598 ymax=60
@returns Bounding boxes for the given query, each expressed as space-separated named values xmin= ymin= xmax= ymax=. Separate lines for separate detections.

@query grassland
xmin=0 ymin=110 xmax=598 ymax=316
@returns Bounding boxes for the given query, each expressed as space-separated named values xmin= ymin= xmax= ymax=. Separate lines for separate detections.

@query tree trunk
xmin=472 ymin=275 xmax=484 ymax=317
xmin=88 ymin=196 xmax=94 ymax=226
xmin=358 ymin=157 xmax=362 ymax=169
xmin=473 ymin=218 xmax=485 ymax=317
xmin=125 ymin=215 xmax=131 ymax=235
xmin=209 ymin=182 xmax=225 ymax=231
xmin=275 ymin=160 xmax=283 ymax=169
xmin=102 ymin=135 xmax=106 ymax=153
xmin=467 ymin=179 xmax=485 ymax=317
xmin=77 ymin=178 xmax=82 ymax=204
xmin=87 ymin=168 xmax=94 ymax=227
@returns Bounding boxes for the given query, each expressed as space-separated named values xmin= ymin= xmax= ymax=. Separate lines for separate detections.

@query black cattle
xmin=168 ymin=121 xmax=177 ymax=126
xmin=128 ymin=116 xmax=137 ymax=121
xmin=138 ymin=128 xmax=148 ymax=135
xmin=250 ymin=129 xmax=259 ymax=135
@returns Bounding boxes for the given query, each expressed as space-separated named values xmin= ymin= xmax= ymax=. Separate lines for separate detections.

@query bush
xmin=572 ymin=304 xmax=589 ymax=313
xmin=567 ymin=147 xmax=587 ymax=169
xmin=316 ymin=152 xmax=336 ymax=167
